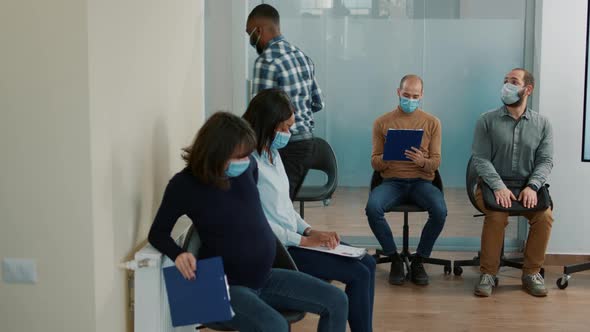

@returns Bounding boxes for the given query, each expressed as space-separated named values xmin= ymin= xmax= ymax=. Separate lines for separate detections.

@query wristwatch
xmin=303 ymin=228 xmax=312 ymax=236
xmin=527 ymin=183 xmax=539 ymax=191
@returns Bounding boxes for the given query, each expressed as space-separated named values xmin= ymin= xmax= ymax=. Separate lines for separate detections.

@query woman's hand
xmin=175 ymin=252 xmax=197 ymax=280
xmin=300 ymin=230 xmax=340 ymax=249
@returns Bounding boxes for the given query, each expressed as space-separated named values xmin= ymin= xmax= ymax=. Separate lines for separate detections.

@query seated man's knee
xmin=542 ymin=208 xmax=554 ymax=221
xmin=483 ymin=213 xmax=509 ymax=228
xmin=428 ymin=200 xmax=447 ymax=225
xmin=434 ymin=205 xmax=448 ymax=222
xmin=531 ymin=209 xmax=554 ymax=227
xmin=365 ymin=195 xmax=385 ymax=218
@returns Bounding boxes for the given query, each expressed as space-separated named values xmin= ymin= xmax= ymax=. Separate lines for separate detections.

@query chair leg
xmin=452 ymin=256 xmax=480 ymax=276
xmin=422 ymin=256 xmax=453 ymax=274
xmin=564 ymin=262 xmax=590 ymax=275
xmin=401 ymin=213 xmax=411 ymax=278
xmin=299 ymin=201 xmax=304 ymax=218
xmin=557 ymin=262 xmax=590 ymax=289
xmin=402 ymin=212 xmax=410 ymax=256
xmin=373 ymin=249 xmax=392 ymax=264
xmin=402 ymin=254 xmax=412 ymax=280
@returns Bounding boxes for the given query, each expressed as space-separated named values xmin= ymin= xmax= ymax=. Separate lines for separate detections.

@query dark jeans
xmin=224 ymin=268 xmax=348 ymax=332
xmin=365 ymin=178 xmax=447 ymax=257
xmin=288 ymin=246 xmax=376 ymax=332
xmin=278 ymin=138 xmax=315 ymax=200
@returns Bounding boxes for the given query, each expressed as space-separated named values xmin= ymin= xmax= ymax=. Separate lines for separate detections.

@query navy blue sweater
xmin=148 ymin=158 xmax=276 ymax=289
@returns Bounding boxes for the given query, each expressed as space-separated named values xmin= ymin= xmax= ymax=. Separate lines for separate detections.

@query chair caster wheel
xmin=322 ymin=199 xmax=331 ymax=206
xmin=557 ymin=276 xmax=570 ymax=289
xmin=444 ymin=265 xmax=452 ymax=275
xmin=453 ymin=266 xmax=463 ymax=276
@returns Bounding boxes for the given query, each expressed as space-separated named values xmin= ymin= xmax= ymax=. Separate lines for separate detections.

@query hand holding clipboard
xmin=383 ymin=129 xmax=424 ymax=161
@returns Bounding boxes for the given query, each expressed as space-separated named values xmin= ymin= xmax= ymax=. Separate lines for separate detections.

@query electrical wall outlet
xmin=2 ymin=258 xmax=38 ymax=284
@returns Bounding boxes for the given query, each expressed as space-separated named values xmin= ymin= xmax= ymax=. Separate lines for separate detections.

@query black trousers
xmin=278 ymin=138 xmax=315 ymax=200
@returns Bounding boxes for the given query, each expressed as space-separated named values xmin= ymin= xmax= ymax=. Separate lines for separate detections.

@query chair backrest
xmin=308 ymin=137 xmax=338 ymax=193
xmin=465 ymin=156 xmax=484 ymax=214
xmin=182 ymin=225 xmax=201 ymax=256
xmin=181 ymin=225 xmax=297 ymax=271
xmin=370 ymin=169 xmax=444 ymax=192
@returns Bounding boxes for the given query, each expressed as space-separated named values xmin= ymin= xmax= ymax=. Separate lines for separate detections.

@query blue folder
xmin=163 ymin=256 xmax=233 ymax=327
xmin=383 ymin=129 xmax=424 ymax=161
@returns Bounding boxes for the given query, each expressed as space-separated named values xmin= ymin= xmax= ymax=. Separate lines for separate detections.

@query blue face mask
xmin=225 ymin=159 xmax=250 ymax=178
xmin=399 ymin=96 xmax=420 ymax=113
xmin=271 ymin=131 xmax=291 ymax=150
xmin=501 ymin=83 xmax=522 ymax=105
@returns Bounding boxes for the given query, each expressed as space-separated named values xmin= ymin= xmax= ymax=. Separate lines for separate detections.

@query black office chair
xmin=371 ymin=170 xmax=453 ymax=277
xmin=452 ymin=156 xmax=545 ymax=279
xmin=293 ymin=137 xmax=338 ymax=218
xmin=181 ymin=225 xmax=305 ymax=331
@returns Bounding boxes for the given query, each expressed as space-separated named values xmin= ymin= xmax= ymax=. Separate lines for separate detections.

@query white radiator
xmin=132 ymin=226 xmax=199 ymax=332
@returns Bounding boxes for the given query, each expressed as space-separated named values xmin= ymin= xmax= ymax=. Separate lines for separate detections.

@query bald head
xmin=399 ymin=75 xmax=423 ymax=91
xmin=397 ymin=74 xmax=424 ymax=101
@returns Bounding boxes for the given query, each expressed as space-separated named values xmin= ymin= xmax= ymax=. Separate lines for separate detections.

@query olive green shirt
xmin=471 ymin=106 xmax=554 ymax=191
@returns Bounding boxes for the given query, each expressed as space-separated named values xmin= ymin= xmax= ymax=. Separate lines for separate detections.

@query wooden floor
xmin=291 ymin=187 xmax=590 ymax=332
xmin=299 ymin=187 xmax=520 ymax=239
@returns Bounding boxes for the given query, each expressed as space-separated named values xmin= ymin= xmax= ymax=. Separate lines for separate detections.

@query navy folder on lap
xmin=383 ymin=129 xmax=424 ymax=161
xmin=163 ymin=256 xmax=234 ymax=327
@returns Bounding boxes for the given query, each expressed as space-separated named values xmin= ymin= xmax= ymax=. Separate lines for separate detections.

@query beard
xmin=503 ymin=91 xmax=525 ymax=107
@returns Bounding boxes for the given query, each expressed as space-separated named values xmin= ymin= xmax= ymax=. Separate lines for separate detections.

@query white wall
xmin=0 ymin=1 xmax=96 ymax=331
xmin=0 ymin=1 xmax=205 ymax=332
xmin=87 ymin=1 xmax=204 ymax=331
xmin=205 ymin=0 xmax=234 ymax=115
xmin=205 ymin=0 xmax=248 ymax=116
xmin=535 ymin=0 xmax=590 ymax=254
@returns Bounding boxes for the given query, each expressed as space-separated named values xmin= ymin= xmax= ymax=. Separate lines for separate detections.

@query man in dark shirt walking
xmin=246 ymin=4 xmax=324 ymax=199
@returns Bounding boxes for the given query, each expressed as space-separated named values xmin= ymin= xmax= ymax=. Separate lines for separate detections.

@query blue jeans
xmin=288 ymin=246 xmax=376 ymax=332
xmin=224 ymin=268 xmax=348 ymax=332
xmin=365 ymin=178 xmax=447 ymax=257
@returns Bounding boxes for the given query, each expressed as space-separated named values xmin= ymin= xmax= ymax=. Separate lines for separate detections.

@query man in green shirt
xmin=472 ymin=68 xmax=554 ymax=297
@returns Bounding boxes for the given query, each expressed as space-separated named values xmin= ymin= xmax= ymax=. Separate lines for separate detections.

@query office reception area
xmin=1 ymin=1 xmax=590 ymax=331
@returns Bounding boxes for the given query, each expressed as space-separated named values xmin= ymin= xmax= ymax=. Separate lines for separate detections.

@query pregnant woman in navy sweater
xmin=148 ymin=112 xmax=347 ymax=332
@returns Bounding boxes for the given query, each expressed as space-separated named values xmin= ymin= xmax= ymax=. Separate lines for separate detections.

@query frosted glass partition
xmin=250 ymin=0 xmax=528 ymax=187
xmin=240 ymin=0 xmax=532 ymax=250
xmin=423 ymin=19 xmax=524 ymax=185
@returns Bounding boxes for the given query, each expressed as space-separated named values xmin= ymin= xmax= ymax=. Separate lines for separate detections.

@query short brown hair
xmin=182 ymin=112 xmax=256 ymax=189
xmin=512 ymin=68 xmax=535 ymax=87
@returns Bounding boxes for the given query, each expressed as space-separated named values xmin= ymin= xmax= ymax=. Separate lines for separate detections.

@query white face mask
xmin=501 ymin=83 xmax=522 ymax=105
xmin=248 ymin=27 xmax=263 ymax=55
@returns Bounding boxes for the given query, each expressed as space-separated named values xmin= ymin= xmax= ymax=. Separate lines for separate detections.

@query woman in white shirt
xmin=243 ymin=89 xmax=376 ymax=332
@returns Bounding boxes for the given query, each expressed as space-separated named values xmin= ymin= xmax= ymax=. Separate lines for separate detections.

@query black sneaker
xmin=388 ymin=252 xmax=405 ymax=285
xmin=410 ymin=256 xmax=429 ymax=285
